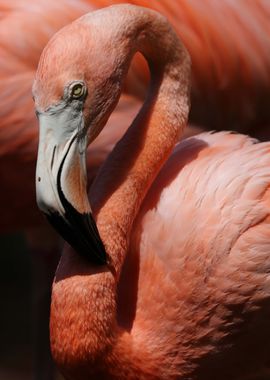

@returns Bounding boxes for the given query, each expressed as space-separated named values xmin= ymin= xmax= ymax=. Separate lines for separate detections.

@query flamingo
xmin=33 ymin=4 xmax=270 ymax=379
xmin=1 ymin=1 xmax=269 ymax=378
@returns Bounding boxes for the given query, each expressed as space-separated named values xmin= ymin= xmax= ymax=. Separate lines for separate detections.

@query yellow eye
xmin=70 ymin=83 xmax=85 ymax=99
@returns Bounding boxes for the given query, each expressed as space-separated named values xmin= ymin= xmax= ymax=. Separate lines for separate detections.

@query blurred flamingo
xmin=34 ymin=5 xmax=270 ymax=379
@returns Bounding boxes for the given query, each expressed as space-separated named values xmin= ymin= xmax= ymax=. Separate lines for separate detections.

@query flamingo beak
xmin=35 ymin=107 xmax=107 ymax=265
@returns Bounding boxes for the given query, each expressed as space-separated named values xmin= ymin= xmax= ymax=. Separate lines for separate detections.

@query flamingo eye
xmin=69 ymin=82 xmax=86 ymax=99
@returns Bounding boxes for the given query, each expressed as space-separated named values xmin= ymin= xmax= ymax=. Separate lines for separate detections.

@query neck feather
xmin=90 ymin=5 xmax=190 ymax=274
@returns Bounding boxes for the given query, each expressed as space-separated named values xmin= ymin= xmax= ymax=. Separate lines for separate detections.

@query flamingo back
xmin=117 ymin=132 xmax=270 ymax=379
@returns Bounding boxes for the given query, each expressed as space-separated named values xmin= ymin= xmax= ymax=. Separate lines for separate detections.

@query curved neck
xmin=52 ymin=7 xmax=190 ymax=376
xmin=90 ymin=6 xmax=190 ymax=274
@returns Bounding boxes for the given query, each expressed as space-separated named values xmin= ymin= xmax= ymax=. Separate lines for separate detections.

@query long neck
xmin=52 ymin=6 xmax=190 ymax=377
xmin=90 ymin=6 xmax=191 ymax=274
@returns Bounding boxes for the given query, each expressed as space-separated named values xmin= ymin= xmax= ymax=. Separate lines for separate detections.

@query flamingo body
xmin=126 ymin=132 xmax=270 ymax=379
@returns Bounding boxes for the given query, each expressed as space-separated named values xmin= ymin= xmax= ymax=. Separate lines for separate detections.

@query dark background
xmin=0 ymin=233 xmax=63 ymax=379
xmin=0 ymin=233 xmax=33 ymax=379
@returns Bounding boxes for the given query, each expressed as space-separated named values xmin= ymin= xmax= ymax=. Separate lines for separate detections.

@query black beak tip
xmin=45 ymin=211 xmax=107 ymax=266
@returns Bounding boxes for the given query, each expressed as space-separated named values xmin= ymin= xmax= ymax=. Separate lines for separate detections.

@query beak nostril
xmin=38 ymin=177 xmax=41 ymax=182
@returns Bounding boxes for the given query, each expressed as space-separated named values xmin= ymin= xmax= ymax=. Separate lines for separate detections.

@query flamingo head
xmin=32 ymin=11 xmax=129 ymax=264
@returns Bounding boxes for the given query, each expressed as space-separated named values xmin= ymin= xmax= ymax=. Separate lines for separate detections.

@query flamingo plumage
xmin=34 ymin=5 xmax=270 ymax=379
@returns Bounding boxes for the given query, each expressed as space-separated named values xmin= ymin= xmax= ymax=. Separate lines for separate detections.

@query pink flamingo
xmin=0 ymin=1 xmax=268 ymax=378
xmin=34 ymin=5 xmax=270 ymax=379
